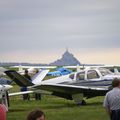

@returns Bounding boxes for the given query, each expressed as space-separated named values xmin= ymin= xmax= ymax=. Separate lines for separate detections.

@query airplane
xmin=102 ymin=65 xmax=120 ymax=74
xmin=0 ymin=68 xmax=49 ymax=110
xmin=17 ymin=65 xmax=39 ymax=75
xmin=47 ymin=67 xmax=72 ymax=76
xmin=0 ymin=84 xmax=13 ymax=109
xmin=10 ymin=65 xmax=57 ymax=75
xmin=4 ymin=67 xmax=120 ymax=105
xmin=64 ymin=64 xmax=120 ymax=74
xmin=12 ymin=65 xmax=57 ymax=70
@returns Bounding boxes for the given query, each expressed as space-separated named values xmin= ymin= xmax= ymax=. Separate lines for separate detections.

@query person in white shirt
xmin=103 ymin=78 xmax=120 ymax=120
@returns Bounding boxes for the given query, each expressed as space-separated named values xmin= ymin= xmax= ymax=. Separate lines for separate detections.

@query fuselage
xmin=41 ymin=67 xmax=120 ymax=89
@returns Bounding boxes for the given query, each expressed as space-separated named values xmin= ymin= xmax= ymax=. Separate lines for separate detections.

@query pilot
xmin=103 ymin=78 xmax=120 ymax=120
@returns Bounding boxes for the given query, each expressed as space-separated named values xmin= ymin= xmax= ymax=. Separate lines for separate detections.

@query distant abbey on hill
xmin=50 ymin=49 xmax=81 ymax=66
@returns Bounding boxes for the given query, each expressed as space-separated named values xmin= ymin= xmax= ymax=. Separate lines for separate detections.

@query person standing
xmin=24 ymin=69 xmax=31 ymax=80
xmin=103 ymin=78 xmax=120 ymax=120
xmin=21 ymin=69 xmax=31 ymax=100
xmin=34 ymin=69 xmax=41 ymax=101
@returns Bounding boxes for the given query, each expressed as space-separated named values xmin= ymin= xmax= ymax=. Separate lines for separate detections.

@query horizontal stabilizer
xmin=5 ymin=70 xmax=34 ymax=87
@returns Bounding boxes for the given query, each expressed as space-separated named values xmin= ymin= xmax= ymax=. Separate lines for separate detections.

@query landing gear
xmin=72 ymin=93 xmax=86 ymax=106
xmin=76 ymin=100 xmax=86 ymax=106
xmin=81 ymin=100 xmax=86 ymax=105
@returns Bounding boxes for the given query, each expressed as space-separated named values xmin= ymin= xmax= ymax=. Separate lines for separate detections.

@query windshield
xmin=99 ymin=68 xmax=112 ymax=76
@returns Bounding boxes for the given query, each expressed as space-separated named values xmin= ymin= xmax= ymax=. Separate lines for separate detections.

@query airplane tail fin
xmin=32 ymin=69 xmax=49 ymax=85
xmin=18 ymin=64 xmax=24 ymax=72
xmin=5 ymin=70 xmax=34 ymax=87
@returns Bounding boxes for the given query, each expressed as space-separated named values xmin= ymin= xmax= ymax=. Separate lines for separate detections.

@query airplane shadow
xmin=86 ymin=101 xmax=103 ymax=106
xmin=40 ymin=101 xmax=103 ymax=109
xmin=8 ymin=101 xmax=103 ymax=112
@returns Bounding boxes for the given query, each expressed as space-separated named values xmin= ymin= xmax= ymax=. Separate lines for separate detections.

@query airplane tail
xmin=5 ymin=69 xmax=49 ymax=87
xmin=32 ymin=69 xmax=49 ymax=85
xmin=5 ymin=70 xmax=34 ymax=87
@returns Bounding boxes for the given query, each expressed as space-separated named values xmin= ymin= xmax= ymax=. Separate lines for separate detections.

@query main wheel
xmin=81 ymin=100 xmax=86 ymax=105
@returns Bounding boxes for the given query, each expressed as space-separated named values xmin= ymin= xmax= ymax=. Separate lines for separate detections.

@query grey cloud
xmin=0 ymin=0 xmax=120 ymax=54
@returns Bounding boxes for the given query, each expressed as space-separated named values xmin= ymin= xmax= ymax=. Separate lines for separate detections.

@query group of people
xmin=0 ymin=77 xmax=120 ymax=120
xmin=21 ymin=69 xmax=41 ymax=101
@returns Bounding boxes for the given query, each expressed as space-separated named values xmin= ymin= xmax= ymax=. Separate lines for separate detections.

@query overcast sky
xmin=0 ymin=0 xmax=120 ymax=64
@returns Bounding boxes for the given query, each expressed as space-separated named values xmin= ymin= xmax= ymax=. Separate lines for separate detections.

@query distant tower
xmin=66 ymin=47 xmax=69 ymax=52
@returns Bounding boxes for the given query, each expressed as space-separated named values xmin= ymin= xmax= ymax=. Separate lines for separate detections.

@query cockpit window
xmin=76 ymin=72 xmax=85 ymax=80
xmin=69 ymin=74 xmax=74 ymax=79
xmin=99 ymin=68 xmax=112 ymax=76
xmin=87 ymin=70 xmax=99 ymax=79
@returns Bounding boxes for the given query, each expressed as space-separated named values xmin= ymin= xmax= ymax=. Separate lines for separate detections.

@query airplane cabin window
xmin=76 ymin=72 xmax=85 ymax=81
xmin=98 ymin=68 xmax=112 ymax=76
xmin=69 ymin=74 xmax=74 ymax=79
xmin=87 ymin=70 xmax=99 ymax=79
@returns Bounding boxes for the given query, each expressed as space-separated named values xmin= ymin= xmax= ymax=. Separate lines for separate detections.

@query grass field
xmin=7 ymin=94 xmax=109 ymax=120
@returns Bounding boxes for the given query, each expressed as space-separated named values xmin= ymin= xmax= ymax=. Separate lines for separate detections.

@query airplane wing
xmin=9 ymin=91 xmax=34 ymax=96
xmin=5 ymin=70 xmax=34 ymax=87
xmin=11 ymin=65 xmax=56 ymax=69
xmin=32 ymin=83 xmax=109 ymax=99
xmin=34 ymin=83 xmax=108 ymax=92
xmin=9 ymin=90 xmax=52 ymax=96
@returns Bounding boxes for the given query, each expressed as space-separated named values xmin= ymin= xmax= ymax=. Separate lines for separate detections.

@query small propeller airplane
xmin=4 ymin=66 xmax=120 ymax=105
xmin=0 ymin=84 xmax=13 ymax=109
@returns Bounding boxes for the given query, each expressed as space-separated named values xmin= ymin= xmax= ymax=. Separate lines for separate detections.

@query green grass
xmin=7 ymin=95 xmax=109 ymax=120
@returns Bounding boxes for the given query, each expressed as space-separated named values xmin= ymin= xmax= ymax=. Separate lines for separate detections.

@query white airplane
xmin=11 ymin=65 xmax=56 ymax=75
xmin=64 ymin=64 xmax=120 ymax=74
xmin=5 ymin=67 xmax=120 ymax=105
xmin=17 ymin=65 xmax=39 ymax=75
xmin=0 ymin=69 xmax=49 ymax=110
xmin=0 ymin=84 xmax=13 ymax=109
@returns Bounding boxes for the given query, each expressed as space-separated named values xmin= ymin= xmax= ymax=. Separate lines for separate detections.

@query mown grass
xmin=7 ymin=94 xmax=109 ymax=120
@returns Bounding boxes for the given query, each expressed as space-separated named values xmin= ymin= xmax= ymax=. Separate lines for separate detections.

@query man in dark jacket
xmin=21 ymin=69 xmax=31 ymax=100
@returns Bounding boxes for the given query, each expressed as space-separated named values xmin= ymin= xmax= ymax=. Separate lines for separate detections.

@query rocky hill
xmin=50 ymin=50 xmax=81 ymax=66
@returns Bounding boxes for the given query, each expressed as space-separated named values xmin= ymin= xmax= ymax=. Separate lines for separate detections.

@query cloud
xmin=0 ymin=0 xmax=120 ymax=63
